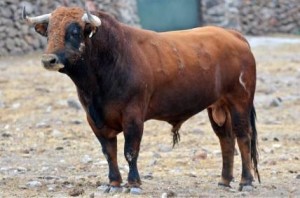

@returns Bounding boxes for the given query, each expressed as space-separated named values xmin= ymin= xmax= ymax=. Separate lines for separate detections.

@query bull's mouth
xmin=41 ymin=54 xmax=64 ymax=71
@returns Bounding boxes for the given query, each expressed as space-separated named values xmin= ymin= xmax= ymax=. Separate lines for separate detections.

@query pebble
xmin=270 ymin=97 xmax=282 ymax=107
xmin=143 ymin=172 xmax=153 ymax=180
xmin=51 ymin=129 xmax=62 ymax=137
xmin=81 ymin=155 xmax=93 ymax=164
xmin=67 ymin=99 xmax=82 ymax=110
xmin=296 ymin=174 xmax=300 ymax=179
xmin=240 ymin=185 xmax=254 ymax=192
xmin=35 ymin=122 xmax=50 ymax=128
xmin=69 ymin=188 xmax=84 ymax=196
xmin=158 ymin=144 xmax=172 ymax=152
xmin=27 ymin=180 xmax=42 ymax=188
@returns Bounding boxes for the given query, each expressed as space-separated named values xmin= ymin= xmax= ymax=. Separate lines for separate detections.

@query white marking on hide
xmin=126 ymin=153 xmax=133 ymax=162
xmin=239 ymin=72 xmax=247 ymax=91
xmin=79 ymin=43 xmax=85 ymax=52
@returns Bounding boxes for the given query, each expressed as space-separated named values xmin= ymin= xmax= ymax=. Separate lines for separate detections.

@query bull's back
xmin=131 ymin=26 xmax=254 ymax=121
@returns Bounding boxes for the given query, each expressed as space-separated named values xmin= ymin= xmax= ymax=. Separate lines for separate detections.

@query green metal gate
xmin=137 ymin=0 xmax=201 ymax=32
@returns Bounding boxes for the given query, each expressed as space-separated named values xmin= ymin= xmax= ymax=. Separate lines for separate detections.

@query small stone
xmin=158 ymin=144 xmax=172 ymax=152
xmin=148 ymin=159 xmax=157 ymax=166
xmin=12 ymin=103 xmax=21 ymax=109
xmin=51 ymin=129 xmax=62 ymax=137
xmin=56 ymin=146 xmax=64 ymax=150
xmin=240 ymin=185 xmax=254 ymax=191
xmin=161 ymin=192 xmax=168 ymax=198
xmin=69 ymin=188 xmax=84 ymax=196
xmin=143 ymin=172 xmax=153 ymax=180
xmin=18 ymin=185 xmax=27 ymax=189
xmin=27 ymin=181 xmax=42 ymax=188
xmin=270 ymin=97 xmax=282 ymax=107
xmin=273 ymin=137 xmax=279 ymax=141
xmin=296 ymin=174 xmax=300 ymax=179
xmin=35 ymin=122 xmax=50 ymax=128
xmin=67 ymin=99 xmax=82 ymax=110
xmin=81 ymin=155 xmax=93 ymax=164
xmin=130 ymin=187 xmax=142 ymax=195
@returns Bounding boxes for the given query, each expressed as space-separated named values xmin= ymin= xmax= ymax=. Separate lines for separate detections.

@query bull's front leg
xmin=123 ymin=115 xmax=143 ymax=192
xmin=87 ymin=118 xmax=122 ymax=193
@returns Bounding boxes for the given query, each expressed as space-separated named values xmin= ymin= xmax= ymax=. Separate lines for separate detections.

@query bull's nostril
xmin=49 ymin=58 xmax=57 ymax=64
xmin=42 ymin=54 xmax=59 ymax=66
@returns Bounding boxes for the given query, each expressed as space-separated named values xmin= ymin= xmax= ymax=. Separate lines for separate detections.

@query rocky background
xmin=0 ymin=0 xmax=139 ymax=56
xmin=0 ymin=0 xmax=300 ymax=56
xmin=202 ymin=0 xmax=300 ymax=35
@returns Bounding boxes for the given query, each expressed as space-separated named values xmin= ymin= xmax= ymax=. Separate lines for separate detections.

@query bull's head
xmin=23 ymin=7 xmax=101 ymax=71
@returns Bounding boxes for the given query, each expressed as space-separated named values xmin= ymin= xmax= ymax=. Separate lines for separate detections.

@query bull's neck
xmin=67 ymin=15 xmax=131 ymax=100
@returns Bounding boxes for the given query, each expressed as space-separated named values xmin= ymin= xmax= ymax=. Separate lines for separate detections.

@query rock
xmin=27 ymin=181 xmax=42 ymax=188
xmin=81 ymin=155 xmax=93 ymax=164
xmin=270 ymin=97 xmax=282 ymax=107
xmin=51 ymin=129 xmax=62 ymax=137
xmin=143 ymin=172 xmax=153 ymax=180
xmin=296 ymin=174 xmax=300 ymax=179
xmin=69 ymin=188 xmax=84 ymax=196
xmin=161 ymin=192 xmax=168 ymax=198
xmin=35 ymin=122 xmax=50 ymax=128
xmin=67 ymin=99 xmax=82 ymax=110
xmin=240 ymin=185 xmax=254 ymax=192
xmin=193 ymin=150 xmax=208 ymax=160
xmin=158 ymin=144 xmax=172 ymax=152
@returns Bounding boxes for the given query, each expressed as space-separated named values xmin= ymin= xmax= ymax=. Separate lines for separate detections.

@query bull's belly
xmin=146 ymin=90 xmax=218 ymax=122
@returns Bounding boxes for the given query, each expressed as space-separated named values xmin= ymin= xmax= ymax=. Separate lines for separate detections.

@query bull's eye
xmin=71 ymin=29 xmax=79 ymax=36
xmin=65 ymin=22 xmax=83 ymax=49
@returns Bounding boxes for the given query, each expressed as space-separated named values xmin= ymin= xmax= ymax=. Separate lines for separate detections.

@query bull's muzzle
xmin=41 ymin=54 xmax=64 ymax=71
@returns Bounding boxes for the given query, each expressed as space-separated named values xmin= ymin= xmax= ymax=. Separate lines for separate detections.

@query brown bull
xmin=23 ymin=6 xmax=260 ymax=193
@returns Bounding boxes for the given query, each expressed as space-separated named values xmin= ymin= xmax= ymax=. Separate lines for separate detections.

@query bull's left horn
xmin=82 ymin=10 xmax=101 ymax=27
xmin=22 ymin=6 xmax=51 ymax=24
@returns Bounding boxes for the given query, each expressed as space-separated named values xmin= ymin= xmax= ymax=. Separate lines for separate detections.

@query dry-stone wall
xmin=0 ymin=0 xmax=139 ymax=56
xmin=202 ymin=0 xmax=300 ymax=35
xmin=239 ymin=0 xmax=300 ymax=35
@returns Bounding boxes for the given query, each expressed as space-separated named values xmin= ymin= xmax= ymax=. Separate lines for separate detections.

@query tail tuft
xmin=171 ymin=123 xmax=182 ymax=148
xmin=250 ymin=106 xmax=261 ymax=183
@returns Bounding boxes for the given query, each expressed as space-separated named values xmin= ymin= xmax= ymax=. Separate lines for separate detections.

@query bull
xmin=23 ymin=6 xmax=260 ymax=193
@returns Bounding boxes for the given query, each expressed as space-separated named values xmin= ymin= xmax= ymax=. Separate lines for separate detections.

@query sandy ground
xmin=0 ymin=36 xmax=300 ymax=197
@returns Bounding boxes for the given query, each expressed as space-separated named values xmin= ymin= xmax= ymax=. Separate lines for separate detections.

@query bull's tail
xmin=171 ymin=122 xmax=182 ymax=148
xmin=250 ymin=106 xmax=261 ymax=183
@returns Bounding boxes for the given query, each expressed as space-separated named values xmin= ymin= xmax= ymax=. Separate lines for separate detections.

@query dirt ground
xmin=0 ymin=36 xmax=299 ymax=197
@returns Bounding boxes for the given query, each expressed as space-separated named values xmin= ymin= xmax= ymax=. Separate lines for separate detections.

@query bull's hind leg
xmin=228 ymin=102 xmax=258 ymax=190
xmin=207 ymin=105 xmax=235 ymax=187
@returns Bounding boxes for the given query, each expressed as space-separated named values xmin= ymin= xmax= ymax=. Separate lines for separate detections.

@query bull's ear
xmin=34 ymin=23 xmax=48 ymax=37
xmin=84 ymin=23 xmax=97 ymax=38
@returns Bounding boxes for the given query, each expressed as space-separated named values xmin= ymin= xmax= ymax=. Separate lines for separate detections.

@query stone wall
xmin=0 ymin=0 xmax=139 ymax=56
xmin=202 ymin=0 xmax=300 ymax=35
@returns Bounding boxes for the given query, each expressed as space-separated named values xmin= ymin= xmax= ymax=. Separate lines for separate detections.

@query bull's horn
xmin=22 ymin=6 xmax=51 ymax=24
xmin=82 ymin=10 xmax=101 ymax=27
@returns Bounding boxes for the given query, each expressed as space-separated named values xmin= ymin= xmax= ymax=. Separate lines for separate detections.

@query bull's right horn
xmin=82 ymin=9 xmax=101 ymax=27
xmin=22 ymin=6 xmax=51 ymax=24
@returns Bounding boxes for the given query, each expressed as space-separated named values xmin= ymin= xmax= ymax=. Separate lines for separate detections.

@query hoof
xmin=97 ymin=184 xmax=111 ymax=193
xmin=109 ymin=186 xmax=123 ymax=194
xmin=97 ymin=184 xmax=122 ymax=194
xmin=218 ymin=182 xmax=231 ymax=188
xmin=122 ymin=184 xmax=142 ymax=195
xmin=130 ymin=187 xmax=142 ymax=195
xmin=239 ymin=184 xmax=254 ymax=192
